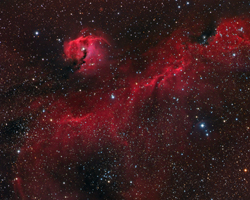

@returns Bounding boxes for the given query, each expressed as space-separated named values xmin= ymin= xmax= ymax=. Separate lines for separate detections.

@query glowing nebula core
xmin=64 ymin=33 xmax=111 ymax=74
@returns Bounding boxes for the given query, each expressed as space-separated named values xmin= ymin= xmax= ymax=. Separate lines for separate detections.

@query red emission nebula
xmin=64 ymin=30 xmax=111 ymax=75
xmin=13 ymin=16 xmax=250 ymax=199
xmin=1 ymin=1 xmax=250 ymax=200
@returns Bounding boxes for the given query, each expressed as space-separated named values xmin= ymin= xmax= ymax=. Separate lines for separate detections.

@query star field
xmin=1 ymin=0 xmax=250 ymax=199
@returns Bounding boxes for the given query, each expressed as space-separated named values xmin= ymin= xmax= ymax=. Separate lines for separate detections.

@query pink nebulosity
xmin=64 ymin=30 xmax=111 ymax=74
xmin=188 ymin=17 xmax=250 ymax=70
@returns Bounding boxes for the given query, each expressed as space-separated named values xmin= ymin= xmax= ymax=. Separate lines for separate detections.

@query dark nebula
xmin=1 ymin=0 xmax=250 ymax=199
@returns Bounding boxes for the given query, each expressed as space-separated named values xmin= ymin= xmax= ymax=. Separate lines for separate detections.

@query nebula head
xmin=64 ymin=32 xmax=111 ymax=75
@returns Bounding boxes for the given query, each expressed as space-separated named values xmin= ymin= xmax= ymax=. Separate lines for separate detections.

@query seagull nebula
xmin=1 ymin=0 xmax=250 ymax=199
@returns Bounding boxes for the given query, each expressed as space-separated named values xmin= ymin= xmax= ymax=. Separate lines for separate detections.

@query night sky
xmin=1 ymin=0 xmax=250 ymax=199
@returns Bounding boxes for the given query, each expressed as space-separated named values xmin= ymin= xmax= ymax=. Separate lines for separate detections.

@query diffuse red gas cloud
xmin=14 ymin=16 xmax=250 ymax=199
